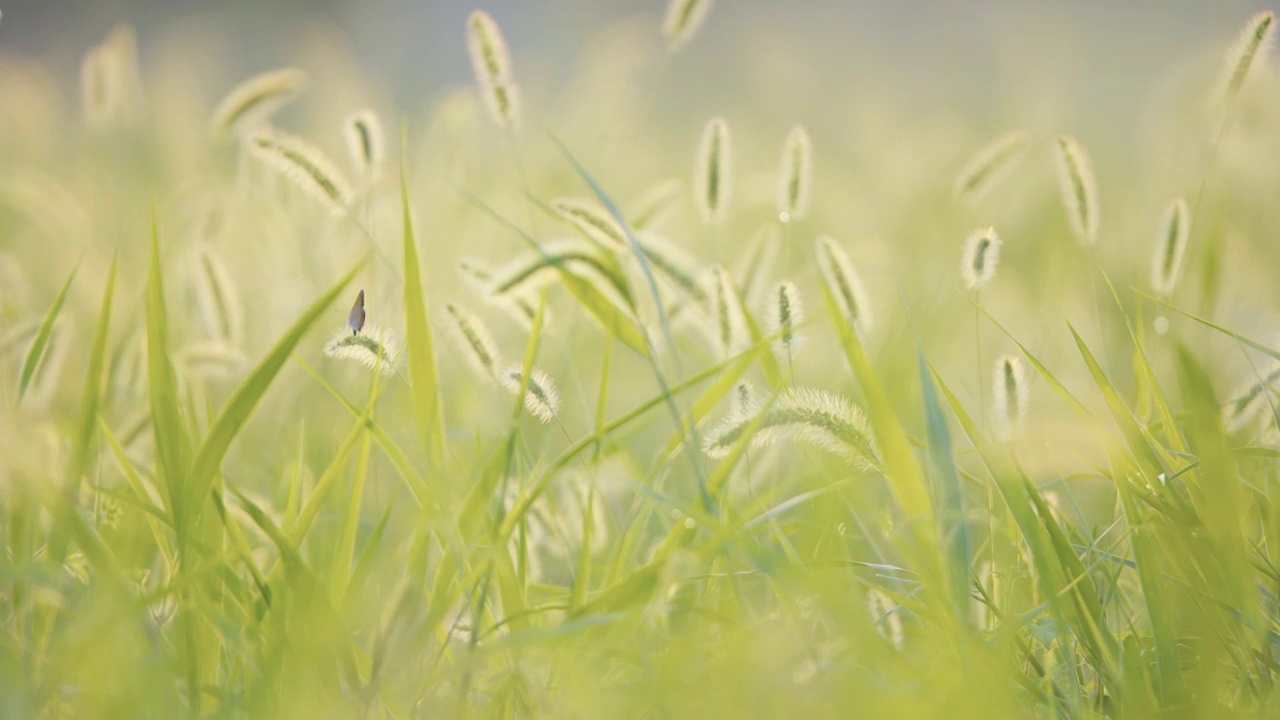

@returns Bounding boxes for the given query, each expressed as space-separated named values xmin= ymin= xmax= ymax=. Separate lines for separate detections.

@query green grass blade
xmin=400 ymin=158 xmax=446 ymax=471
xmin=69 ymin=255 xmax=117 ymax=491
xmin=186 ymin=258 xmax=365 ymax=532
xmin=978 ymin=305 xmax=1091 ymax=419
xmin=147 ymin=214 xmax=191 ymax=535
xmin=918 ymin=352 xmax=970 ymax=617
xmin=18 ymin=261 xmax=78 ymax=399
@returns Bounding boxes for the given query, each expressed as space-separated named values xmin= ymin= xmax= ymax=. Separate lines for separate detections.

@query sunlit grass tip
xmin=211 ymin=68 xmax=309 ymax=135
xmin=443 ymin=302 xmax=504 ymax=382
xmin=702 ymin=264 xmax=748 ymax=359
xmin=992 ymin=354 xmax=1029 ymax=441
xmin=867 ymin=588 xmax=905 ymax=650
xmin=954 ymin=129 xmax=1029 ymax=203
xmin=342 ymin=109 xmax=385 ymax=180
xmin=629 ymin=179 xmax=685 ymax=231
xmin=191 ymin=244 xmax=243 ymax=345
xmin=250 ymin=130 xmax=353 ymax=215
xmin=466 ymin=10 xmax=522 ymax=130
xmin=663 ymin=0 xmax=715 ymax=52
xmin=552 ymin=197 xmax=628 ymax=251
xmin=961 ymin=227 xmax=1002 ymax=290
xmin=1216 ymin=11 xmax=1276 ymax=107
xmin=1151 ymin=197 xmax=1189 ymax=297
xmin=693 ymin=116 xmax=732 ymax=226
xmin=500 ymin=364 xmax=561 ymax=423
xmin=765 ymin=280 xmax=805 ymax=359
xmin=776 ymin=125 xmax=813 ymax=222
xmin=1052 ymin=135 xmax=1100 ymax=246
xmin=323 ymin=325 xmax=401 ymax=375
xmin=703 ymin=386 xmax=878 ymax=465
xmin=815 ymin=235 xmax=873 ymax=332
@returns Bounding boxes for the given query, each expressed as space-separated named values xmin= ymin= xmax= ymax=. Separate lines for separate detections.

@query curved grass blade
xmin=70 ymin=255 xmax=117 ymax=491
xmin=147 ymin=215 xmax=190 ymax=532
xmin=401 ymin=154 xmax=446 ymax=470
xmin=18 ymin=262 xmax=78 ymax=399
xmin=918 ymin=351 xmax=970 ymax=617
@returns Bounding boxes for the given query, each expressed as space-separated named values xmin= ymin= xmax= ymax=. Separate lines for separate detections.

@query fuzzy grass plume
xmin=1224 ymin=365 xmax=1280 ymax=433
xmin=765 ymin=280 xmax=805 ymax=360
xmin=961 ymin=227 xmax=1002 ymax=290
xmin=703 ymin=264 xmax=748 ymax=359
xmin=443 ymin=302 xmax=503 ymax=382
xmin=343 ymin=109 xmax=385 ymax=180
xmin=662 ymin=0 xmax=714 ymax=52
xmin=1151 ymin=197 xmax=1189 ymax=297
xmin=323 ymin=325 xmax=401 ymax=375
xmin=629 ymin=179 xmax=684 ymax=231
xmin=1217 ymin=11 xmax=1276 ymax=107
xmin=816 ymin=234 xmax=872 ymax=332
xmin=501 ymin=365 xmax=561 ymax=423
xmin=867 ymin=589 xmax=905 ymax=650
xmin=693 ymin=117 xmax=731 ymax=226
xmin=954 ymin=129 xmax=1029 ymax=203
xmin=1052 ymin=135 xmax=1100 ymax=246
xmin=250 ymin=130 xmax=353 ymax=215
xmin=211 ymin=68 xmax=308 ymax=135
xmin=776 ymin=125 xmax=813 ymax=222
xmin=992 ymin=354 xmax=1029 ymax=441
xmin=457 ymin=257 xmax=543 ymax=329
xmin=703 ymin=386 xmax=878 ymax=465
xmin=552 ymin=197 xmax=628 ymax=251
xmin=467 ymin=10 xmax=522 ymax=130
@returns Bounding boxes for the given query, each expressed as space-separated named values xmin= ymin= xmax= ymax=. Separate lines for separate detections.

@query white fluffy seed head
xmin=1053 ymin=135 xmax=1100 ymax=246
xmin=1217 ymin=11 xmax=1276 ymax=107
xmin=954 ymin=129 xmax=1029 ymax=203
xmin=343 ymin=109 xmax=385 ymax=180
xmin=815 ymin=235 xmax=872 ymax=332
xmin=693 ymin=117 xmax=732 ymax=226
xmin=703 ymin=386 xmax=878 ymax=465
xmin=776 ymin=125 xmax=814 ymax=222
xmin=467 ymin=10 xmax=522 ymax=130
xmin=211 ymin=68 xmax=309 ymax=135
xmin=992 ymin=354 xmax=1029 ymax=442
xmin=866 ymin=589 xmax=905 ymax=650
xmin=765 ymin=280 xmax=806 ymax=359
xmin=501 ymin=365 xmax=561 ymax=423
xmin=443 ymin=303 xmax=503 ymax=382
xmin=961 ymin=227 xmax=1002 ymax=290
xmin=663 ymin=0 xmax=715 ymax=53
xmin=703 ymin=264 xmax=748 ymax=359
xmin=250 ymin=130 xmax=353 ymax=216
xmin=323 ymin=325 xmax=400 ymax=376
xmin=1151 ymin=198 xmax=1190 ymax=297
xmin=551 ymin=197 xmax=628 ymax=251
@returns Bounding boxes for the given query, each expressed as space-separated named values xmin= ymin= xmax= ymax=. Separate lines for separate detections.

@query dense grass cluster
xmin=5 ymin=4 xmax=1280 ymax=718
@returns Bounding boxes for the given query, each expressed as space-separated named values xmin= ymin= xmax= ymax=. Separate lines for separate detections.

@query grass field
xmin=5 ymin=3 xmax=1280 ymax=717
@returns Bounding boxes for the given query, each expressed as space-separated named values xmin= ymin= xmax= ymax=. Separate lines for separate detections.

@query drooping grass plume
xmin=1151 ymin=198 xmax=1190 ymax=297
xmin=775 ymin=125 xmax=813 ymax=222
xmin=342 ymin=109 xmax=385 ymax=180
xmin=662 ymin=0 xmax=714 ymax=52
xmin=500 ymin=364 xmax=561 ymax=423
xmin=637 ymin=231 xmax=704 ymax=300
xmin=1224 ymin=364 xmax=1280 ymax=433
xmin=629 ymin=179 xmax=684 ymax=231
xmin=466 ymin=10 xmax=522 ymax=130
xmin=703 ymin=264 xmax=748 ymax=359
xmin=323 ymin=325 xmax=400 ymax=375
xmin=961 ymin=227 xmax=1002 ymax=290
xmin=178 ymin=342 xmax=249 ymax=381
xmin=191 ymin=244 xmax=243 ymax=345
xmin=1052 ymin=135 xmax=1100 ymax=246
xmin=552 ymin=197 xmax=628 ymax=251
xmin=765 ymin=280 xmax=805 ymax=359
xmin=250 ymin=130 xmax=353 ymax=215
xmin=211 ymin=68 xmax=308 ymax=135
xmin=992 ymin=354 xmax=1029 ymax=441
xmin=1216 ymin=11 xmax=1276 ymax=107
xmin=703 ymin=386 xmax=878 ymax=465
xmin=457 ymin=257 xmax=543 ymax=329
xmin=693 ymin=117 xmax=732 ymax=226
xmin=867 ymin=589 xmax=905 ymax=650
xmin=443 ymin=302 xmax=503 ymax=382
xmin=954 ymin=130 xmax=1029 ymax=203
xmin=815 ymin=235 xmax=872 ymax=332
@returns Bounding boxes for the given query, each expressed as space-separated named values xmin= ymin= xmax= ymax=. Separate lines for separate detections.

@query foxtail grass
xmin=443 ymin=302 xmax=503 ymax=382
xmin=211 ymin=68 xmax=308 ymax=135
xmin=250 ymin=130 xmax=353 ymax=215
xmin=954 ymin=130 xmax=1029 ymax=203
xmin=323 ymin=325 xmax=401 ymax=376
xmin=343 ymin=109 xmax=385 ymax=180
xmin=992 ymin=354 xmax=1029 ymax=441
xmin=776 ymin=125 xmax=813 ymax=223
xmin=703 ymin=386 xmax=878 ymax=465
xmin=1053 ymin=135 xmax=1100 ymax=246
xmin=815 ymin=235 xmax=872 ymax=333
xmin=961 ymin=227 xmax=1001 ymax=291
xmin=662 ymin=0 xmax=715 ymax=52
xmin=467 ymin=10 xmax=522 ymax=130
xmin=693 ymin=117 xmax=731 ymax=226
xmin=500 ymin=365 xmax=561 ymax=423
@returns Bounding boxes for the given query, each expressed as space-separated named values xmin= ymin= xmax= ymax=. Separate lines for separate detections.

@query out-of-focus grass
xmin=4 ymin=5 xmax=1280 ymax=718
